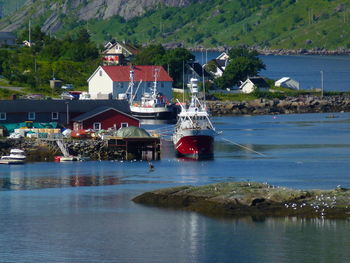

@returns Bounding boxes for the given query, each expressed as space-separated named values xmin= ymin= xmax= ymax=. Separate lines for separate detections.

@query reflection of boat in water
xmin=125 ymin=67 xmax=178 ymax=120
xmin=325 ymin=114 xmax=339 ymax=119
xmin=54 ymin=156 xmax=89 ymax=162
xmin=173 ymin=78 xmax=217 ymax=159
xmin=0 ymin=149 xmax=26 ymax=164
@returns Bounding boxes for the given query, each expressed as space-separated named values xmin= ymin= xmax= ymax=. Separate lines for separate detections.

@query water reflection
xmin=0 ymin=174 xmax=123 ymax=191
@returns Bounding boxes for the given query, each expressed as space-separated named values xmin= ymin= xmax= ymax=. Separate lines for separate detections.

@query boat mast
xmin=189 ymin=78 xmax=199 ymax=108
xmin=202 ymin=50 xmax=206 ymax=106
xmin=152 ymin=67 xmax=160 ymax=98
xmin=126 ymin=68 xmax=134 ymax=104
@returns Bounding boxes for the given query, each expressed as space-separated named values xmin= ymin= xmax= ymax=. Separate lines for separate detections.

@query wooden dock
xmin=106 ymin=136 xmax=161 ymax=160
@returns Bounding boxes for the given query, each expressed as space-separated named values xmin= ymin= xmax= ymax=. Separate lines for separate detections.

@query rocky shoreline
xmin=0 ymin=139 xmax=124 ymax=162
xmin=207 ymin=95 xmax=350 ymax=116
xmin=132 ymin=182 xmax=350 ymax=219
xmin=185 ymin=45 xmax=350 ymax=56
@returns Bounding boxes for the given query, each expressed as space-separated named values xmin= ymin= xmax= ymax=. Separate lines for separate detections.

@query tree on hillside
xmin=204 ymin=60 xmax=218 ymax=75
xmin=133 ymin=44 xmax=166 ymax=65
xmin=133 ymin=46 xmax=194 ymax=85
xmin=162 ymin=48 xmax=195 ymax=86
xmin=216 ymin=47 xmax=265 ymax=89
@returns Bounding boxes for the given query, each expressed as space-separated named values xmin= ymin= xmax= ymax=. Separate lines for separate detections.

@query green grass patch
xmin=0 ymin=88 xmax=22 ymax=99
xmin=211 ymin=92 xmax=257 ymax=102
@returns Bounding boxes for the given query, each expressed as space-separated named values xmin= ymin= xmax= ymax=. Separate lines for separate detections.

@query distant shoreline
xmin=207 ymin=94 xmax=350 ymax=116
xmin=183 ymin=45 xmax=350 ymax=56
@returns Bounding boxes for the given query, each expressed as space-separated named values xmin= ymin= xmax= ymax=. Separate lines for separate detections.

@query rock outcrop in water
xmin=132 ymin=182 xmax=350 ymax=219
xmin=207 ymin=95 xmax=350 ymax=116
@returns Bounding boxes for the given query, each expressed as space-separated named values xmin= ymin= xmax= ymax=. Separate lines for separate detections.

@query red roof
xmin=102 ymin=65 xmax=173 ymax=82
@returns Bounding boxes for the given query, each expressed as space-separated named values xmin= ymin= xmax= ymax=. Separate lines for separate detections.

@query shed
xmin=107 ymin=127 xmax=160 ymax=160
xmin=275 ymin=77 xmax=299 ymax=90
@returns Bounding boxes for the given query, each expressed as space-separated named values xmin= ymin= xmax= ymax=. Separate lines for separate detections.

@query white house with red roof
xmin=88 ymin=65 xmax=173 ymax=100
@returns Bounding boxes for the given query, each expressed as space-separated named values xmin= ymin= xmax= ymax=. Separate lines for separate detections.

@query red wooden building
xmin=72 ymin=106 xmax=139 ymax=131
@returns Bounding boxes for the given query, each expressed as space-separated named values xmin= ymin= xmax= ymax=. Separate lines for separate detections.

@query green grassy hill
xmin=2 ymin=0 xmax=350 ymax=50
xmin=81 ymin=0 xmax=350 ymax=49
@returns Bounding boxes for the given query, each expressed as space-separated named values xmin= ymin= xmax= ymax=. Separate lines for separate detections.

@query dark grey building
xmin=0 ymin=99 xmax=131 ymax=128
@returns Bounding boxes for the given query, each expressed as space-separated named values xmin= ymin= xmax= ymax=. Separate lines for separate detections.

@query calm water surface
xmin=194 ymin=51 xmax=350 ymax=91
xmin=1 ymin=113 xmax=350 ymax=263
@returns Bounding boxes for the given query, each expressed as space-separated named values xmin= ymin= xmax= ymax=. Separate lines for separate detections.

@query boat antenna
xmin=202 ymin=50 xmax=206 ymax=104
xmin=182 ymin=60 xmax=185 ymax=103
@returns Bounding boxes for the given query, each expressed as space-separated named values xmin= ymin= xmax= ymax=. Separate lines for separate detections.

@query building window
xmin=0 ymin=112 xmax=6 ymax=120
xmin=93 ymin=122 xmax=101 ymax=130
xmin=28 ymin=112 xmax=36 ymax=120
xmin=121 ymin=122 xmax=128 ymax=128
xmin=99 ymin=70 xmax=103 ymax=77
xmin=161 ymin=82 xmax=164 ymax=88
xmin=52 ymin=112 xmax=59 ymax=120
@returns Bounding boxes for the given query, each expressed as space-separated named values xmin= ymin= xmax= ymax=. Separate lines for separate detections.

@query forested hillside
xmin=0 ymin=0 xmax=349 ymax=50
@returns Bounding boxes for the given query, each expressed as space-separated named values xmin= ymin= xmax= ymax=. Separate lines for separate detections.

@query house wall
xmin=241 ymin=83 xmax=255 ymax=94
xmin=88 ymin=68 xmax=114 ymax=99
xmin=81 ymin=110 xmax=139 ymax=130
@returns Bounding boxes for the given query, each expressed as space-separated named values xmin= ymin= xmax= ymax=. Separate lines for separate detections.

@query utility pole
xmin=344 ymin=8 xmax=348 ymax=23
xmin=29 ymin=19 xmax=31 ymax=46
xmin=201 ymin=50 xmax=205 ymax=102
xmin=66 ymin=102 xmax=70 ymax=125
xmin=320 ymin=70 xmax=324 ymax=97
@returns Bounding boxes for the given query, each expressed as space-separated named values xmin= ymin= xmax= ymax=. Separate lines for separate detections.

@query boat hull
xmin=130 ymin=105 xmax=178 ymax=120
xmin=174 ymin=135 xmax=214 ymax=159
xmin=0 ymin=159 xmax=25 ymax=165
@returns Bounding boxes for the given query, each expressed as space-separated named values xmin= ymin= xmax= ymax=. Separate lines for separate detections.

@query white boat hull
xmin=0 ymin=159 xmax=25 ymax=165
xmin=130 ymin=105 xmax=177 ymax=120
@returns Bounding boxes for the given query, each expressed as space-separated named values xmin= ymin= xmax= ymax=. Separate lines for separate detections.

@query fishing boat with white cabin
xmin=125 ymin=67 xmax=178 ymax=120
xmin=173 ymin=78 xmax=217 ymax=159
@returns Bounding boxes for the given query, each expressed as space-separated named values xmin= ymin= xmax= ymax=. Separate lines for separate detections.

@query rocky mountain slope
xmin=0 ymin=0 xmax=349 ymax=50
xmin=0 ymin=0 xmax=197 ymax=33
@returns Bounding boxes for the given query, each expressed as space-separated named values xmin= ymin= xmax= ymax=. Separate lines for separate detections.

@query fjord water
xmin=195 ymin=52 xmax=350 ymax=91
xmin=1 ymin=113 xmax=350 ymax=263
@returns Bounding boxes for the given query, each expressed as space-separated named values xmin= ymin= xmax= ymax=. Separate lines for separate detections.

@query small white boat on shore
xmin=0 ymin=149 xmax=26 ymax=165
xmin=54 ymin=155 xmax=90 ymax=162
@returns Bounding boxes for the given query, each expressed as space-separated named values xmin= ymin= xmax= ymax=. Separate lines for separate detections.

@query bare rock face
xmin=0 ymin=0 xmax=198 ymax=33
xmin=133 ymin=182 xmax=350 ymax=219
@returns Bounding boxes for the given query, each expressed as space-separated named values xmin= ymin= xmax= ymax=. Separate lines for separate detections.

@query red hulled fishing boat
xmin=173 ymin=78 xmax=216 ymax=159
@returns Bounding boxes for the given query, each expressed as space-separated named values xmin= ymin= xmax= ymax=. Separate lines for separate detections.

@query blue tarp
xmin=0 ymin=122 xmax=58 ymax=133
